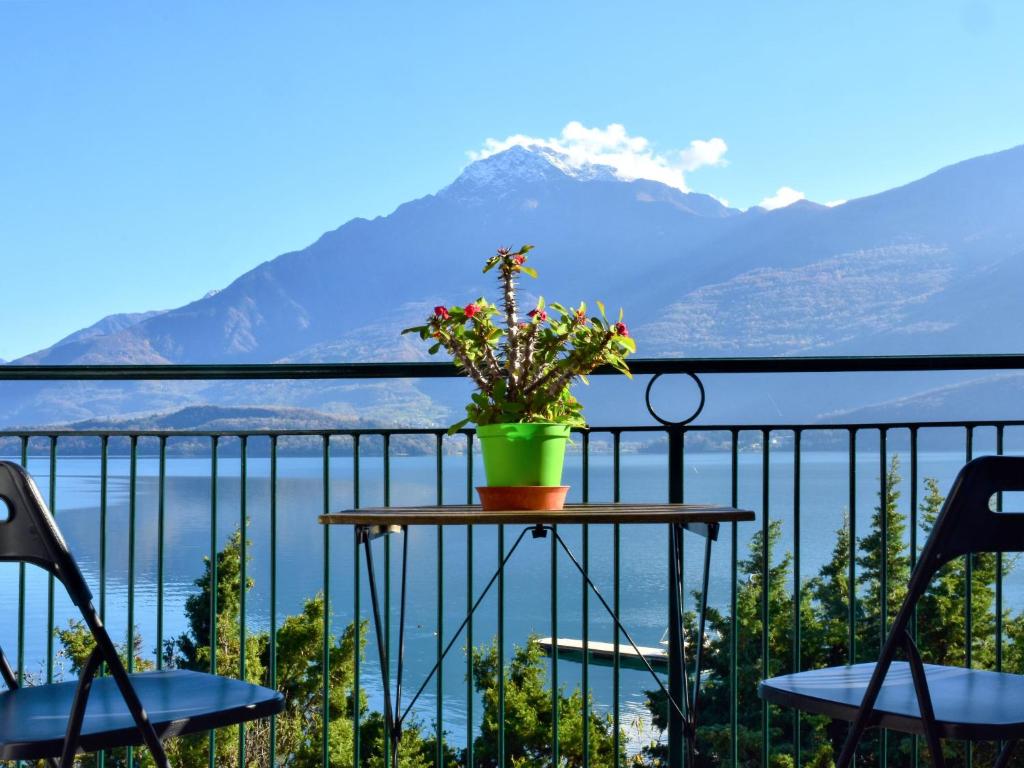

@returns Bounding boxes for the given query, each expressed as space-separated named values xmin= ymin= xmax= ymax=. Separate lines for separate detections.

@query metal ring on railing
xmin=644 ymin=372 xmax=706 ymax=427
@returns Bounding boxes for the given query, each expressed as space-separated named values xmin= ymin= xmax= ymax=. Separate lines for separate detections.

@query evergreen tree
xmin=856 ymin=457 xmax=911 ymax=661
xmin=916 ymin=477 xmax=999 ymax=669
xmin=645 ymin=520 xmax=806 ymax=768
xmin=804 ymin=515 xmax=859 ymax=759
xmin=468 ymin=636 xmax=622 ymax=768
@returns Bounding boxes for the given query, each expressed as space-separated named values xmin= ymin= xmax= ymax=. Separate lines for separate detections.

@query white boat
xmin=535 ymin=636 xmax=668 ymax=667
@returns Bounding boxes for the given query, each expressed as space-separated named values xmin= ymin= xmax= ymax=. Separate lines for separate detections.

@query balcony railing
xmin=2 ymin=354 xmax=1023 ymax=768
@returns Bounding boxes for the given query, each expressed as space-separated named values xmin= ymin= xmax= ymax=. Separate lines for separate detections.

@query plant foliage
xmin=402 ymin=245 xmax=635 ymax=431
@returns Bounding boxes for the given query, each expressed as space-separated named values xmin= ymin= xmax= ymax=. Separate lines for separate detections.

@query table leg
xmin=545 ymin=527 xmax=688 ymax=713
xmin=547 ymin=522 xmax=718 ymax=767
xmin=359 ymin=525 xmax=409 ymax=768
xmin=359 ymin=524 xmax=536 ymax=768
xmin=669 ymin=522 xmax=690 ymax=768
xmin=691 ymin=530 xmax=714 ymax=728
xmin=356 ymin=521 xmax=720 ymax=768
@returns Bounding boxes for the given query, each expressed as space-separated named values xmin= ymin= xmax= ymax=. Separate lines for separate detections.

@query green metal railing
xmin=1 ymin=354 xmax=1023 ymax=768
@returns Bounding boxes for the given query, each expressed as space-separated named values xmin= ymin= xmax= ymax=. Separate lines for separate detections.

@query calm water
xmin=0 ymin=442 xmax=1018 ymax=749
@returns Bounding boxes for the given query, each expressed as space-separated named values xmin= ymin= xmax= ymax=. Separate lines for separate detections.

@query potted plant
xmin=403 ymin=245 xmax=635 ymax=508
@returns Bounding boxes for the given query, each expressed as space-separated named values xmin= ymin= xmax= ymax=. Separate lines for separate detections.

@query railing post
xmin=668 ymin=427 xmax=684 ymax=768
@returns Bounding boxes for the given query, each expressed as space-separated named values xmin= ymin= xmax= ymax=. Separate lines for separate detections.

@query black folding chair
xmin=760 ymin=455 xmax=1024 ymax=768
xmin=0 ymin=461 xmax=284 ymax=766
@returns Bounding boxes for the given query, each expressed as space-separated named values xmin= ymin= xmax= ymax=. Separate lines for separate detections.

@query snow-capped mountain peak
xmin=443 ymin=144 xmax=619 ymax=197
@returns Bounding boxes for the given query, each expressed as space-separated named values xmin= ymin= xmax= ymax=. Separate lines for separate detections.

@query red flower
xmin=464 ymin=303 xmax=480 ymax=318
xmin=528 ymin=309 xmax=547 ymax=322
xmin=513 ymin=254 xmax=526 ymax=265
xmin=615 ymin=322 xmax=629 ymax=337
xmin=433 ymin=306 xmax=449 ymax=320
xmin=575 ymin=310 xmax=586 ymax=324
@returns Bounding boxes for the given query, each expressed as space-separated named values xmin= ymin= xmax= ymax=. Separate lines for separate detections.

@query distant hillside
xmin=820 ymin=373 xmax=1024 ymax=424
xmin=17 ymin=310 xmax=168 ymax=365
xmin=0 ymin=404 xmax=443 ymax=456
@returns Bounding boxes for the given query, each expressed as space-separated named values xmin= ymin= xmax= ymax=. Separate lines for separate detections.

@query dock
xmin=535 ymin=637 xmax=667 ymax=668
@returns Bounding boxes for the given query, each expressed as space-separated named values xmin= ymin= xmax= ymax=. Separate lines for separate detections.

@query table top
xmin=319 ymin=502 xmax=755 ymax=527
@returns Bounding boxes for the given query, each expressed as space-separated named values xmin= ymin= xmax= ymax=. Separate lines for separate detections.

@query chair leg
xmin=81 ymin=607 xmax=171 ymax=767
xmin=60 ymin=646 xmax=104 ymax=766
xmin=108 ymin=664 xmax=171 ymax=768
xmin=902 ymin=635 xmax=945 ymax=768
xmin=93 ymin=631 xmax=171 ymax=767
xmin=994 ymin=740 xmax=1016 ymax=768
xmin=836 ymin=721 xmax=866 ymax=768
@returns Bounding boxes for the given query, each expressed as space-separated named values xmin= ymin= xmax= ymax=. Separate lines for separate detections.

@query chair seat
xmin=0 ymin=669 xmax=284 ymax=760
xmin=760 ymin=662 xmax=1024 ymax=741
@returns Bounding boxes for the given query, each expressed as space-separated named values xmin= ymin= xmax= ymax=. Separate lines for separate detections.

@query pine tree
xmin=656 ymin=520 xmax=809 ymax=768
xmin=468 ymin=636 xmax=622 ymax=768
xmin=856 ymin=456 xmax=911 ymax=662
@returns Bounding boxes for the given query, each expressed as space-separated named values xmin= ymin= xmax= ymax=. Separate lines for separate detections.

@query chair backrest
xmin=895 ymin=454 xmax=1024 ymax=629
xmin=918 ymin=455 xmax=1024 ymax=568
xmin=0 ymin=460 xmax=92 ymax=607
xmin=0 ymin=463 xmax=174 ymax=763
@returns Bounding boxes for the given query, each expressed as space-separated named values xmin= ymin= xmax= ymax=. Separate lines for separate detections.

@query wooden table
xmin=321 ymin=503 xmax=755 ymax=768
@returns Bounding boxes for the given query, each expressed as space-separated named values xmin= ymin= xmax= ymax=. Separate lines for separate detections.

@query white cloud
xmin=825 ymin=199 xmax=847 ymax=208
xmin=679 ymin=138 xmax=729 ymax=171
xmin=757 ymin=186 xmax=806 ymax=210
xmin=470 ymin=121 xmax=728 ymax=192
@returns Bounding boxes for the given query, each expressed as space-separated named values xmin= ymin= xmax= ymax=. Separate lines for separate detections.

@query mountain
xmin=819 ymin=373 xmax=1024 ymax=425
xmin=18 ymin=310 xmax=167 ymax=365
xmin=4 ymin=142 xmax=1024 ymax=427
xmin=0 ymin=404 xmax=439 ymax=456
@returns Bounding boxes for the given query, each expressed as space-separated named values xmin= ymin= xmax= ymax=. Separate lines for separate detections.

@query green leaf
xmin=616 ymin=336 xmax=637 ymax=353
xmin=447 ymin=418 xmax=471 ymax=436
xmin=519 ymin=266 xmax=538 ymax=278
xmin=595 ymin=300 xmax=606 ymax=317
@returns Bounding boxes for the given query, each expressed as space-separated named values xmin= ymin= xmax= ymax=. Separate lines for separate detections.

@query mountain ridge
xmin=4 ymin=141 xmax=1024 ymax=427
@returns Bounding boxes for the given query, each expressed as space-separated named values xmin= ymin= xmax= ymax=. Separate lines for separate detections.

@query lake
xmin=0 ymin=444 xmax=1016 ymax=750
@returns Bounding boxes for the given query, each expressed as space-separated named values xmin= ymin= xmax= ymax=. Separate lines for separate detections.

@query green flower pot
xmin=477 ymin=422 xmax=571 ymax=487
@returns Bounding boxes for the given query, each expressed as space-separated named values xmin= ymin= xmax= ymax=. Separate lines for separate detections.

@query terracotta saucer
xmin=476 ymin=485 xmax=569 ymax=511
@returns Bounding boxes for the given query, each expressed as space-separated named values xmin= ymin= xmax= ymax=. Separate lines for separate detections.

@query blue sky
xmin=1 ymin=1 xmax=1022 ymax=360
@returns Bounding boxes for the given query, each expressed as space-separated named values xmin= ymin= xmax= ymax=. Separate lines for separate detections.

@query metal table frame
xmin=321 ymin=504 xmax=755 ymax=768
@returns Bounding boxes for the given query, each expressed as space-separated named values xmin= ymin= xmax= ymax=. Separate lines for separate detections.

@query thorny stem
xmin=520 ymin=322 xmax=539 ymax=383
xmin=501 ymin=260 xmax=520 ymax=395
xmin=521 ymin=328 xmax=581 ymax=397
xmin=444 ymin=339 xmax=492 ymax=393
xmin=482 ymin=342 xmax=503 ymax=382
